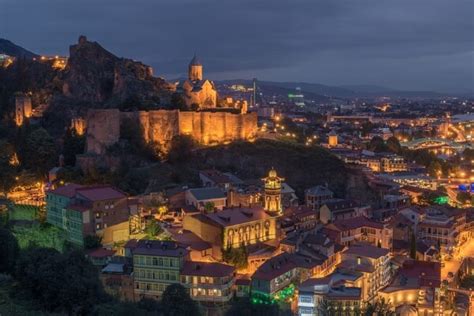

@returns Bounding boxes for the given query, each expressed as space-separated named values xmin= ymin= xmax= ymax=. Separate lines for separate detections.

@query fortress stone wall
xmin=85 ymin=109 xmax=257 ymax=155
xmin=85 ymin=109 xmax=121 ymax=155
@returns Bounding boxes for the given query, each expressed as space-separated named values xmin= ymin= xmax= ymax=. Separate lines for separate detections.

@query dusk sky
xmin=1 ymin=0 xmax=473 ymax=93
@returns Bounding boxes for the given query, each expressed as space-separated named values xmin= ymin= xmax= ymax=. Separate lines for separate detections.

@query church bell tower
xmin=188 ymin=54 xmax=203 ymax=81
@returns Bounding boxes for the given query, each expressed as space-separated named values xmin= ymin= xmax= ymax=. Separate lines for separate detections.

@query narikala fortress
xmin=85 ymin=109 xmax=257 ymax=155
xmin=82 ymin=56 xmax=258 ymax=156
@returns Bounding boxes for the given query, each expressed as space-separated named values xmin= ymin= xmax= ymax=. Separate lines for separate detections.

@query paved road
xmin=442 ymin=239 xmax=474 ymax=280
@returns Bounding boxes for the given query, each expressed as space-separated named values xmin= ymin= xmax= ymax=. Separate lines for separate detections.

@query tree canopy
xmin=160 ymin=283 xmax=200 ymax=316
xmin=0 ymin=228 xmax=19 ymax=273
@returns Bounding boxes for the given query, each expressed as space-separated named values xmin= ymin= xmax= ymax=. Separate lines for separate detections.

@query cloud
xmin=1 ymin=0 xmax=473 ymax=92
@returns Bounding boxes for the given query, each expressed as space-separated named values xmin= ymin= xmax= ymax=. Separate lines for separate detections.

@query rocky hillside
xmin=61 ymin=36 xmax=173 ymax=104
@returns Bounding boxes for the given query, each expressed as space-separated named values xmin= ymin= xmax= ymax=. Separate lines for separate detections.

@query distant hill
xmin=219 ymin=79 xmax=353 ymax=99
xmin=259 ymin=80 xmax=355 ymax=98
xmin=0 ymin=39 xmax=38 ymax=59
xmin=219 ymin=79 xmax=452 ymax=99
xmin=339 ymin=84 xmax=447 ymax=98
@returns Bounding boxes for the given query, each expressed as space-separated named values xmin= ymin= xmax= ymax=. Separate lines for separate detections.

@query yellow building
xmin=262 ymin=168 xmax=284 ymax=215
xmin=183 ymin=207 xmax=278 ymax=256
xmin=328 ymin=130 xmax=338 ymax=147
xmin=179 ymin=55 xmax=217 ymax=109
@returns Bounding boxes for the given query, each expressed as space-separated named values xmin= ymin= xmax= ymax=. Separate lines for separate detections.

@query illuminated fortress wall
xmin=85 ymin=109 xmax=257 ymax=155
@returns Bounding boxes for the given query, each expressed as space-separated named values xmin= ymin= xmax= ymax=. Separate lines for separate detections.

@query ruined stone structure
xmin=177 ymin=55 xmax=217 ymax=109
xmin=84 ymin=109 xmax=258 ymax=155
xmin=14 ymin=95 xmax=32 ymax=126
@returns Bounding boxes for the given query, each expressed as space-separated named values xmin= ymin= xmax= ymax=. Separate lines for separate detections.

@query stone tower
xmin=262 ymin=168 xmax=284 ymax=215
xmin=188 ymin=54 xmax=203 ymax=81
xmin=14 ymin=95 xmax=32 ymax=126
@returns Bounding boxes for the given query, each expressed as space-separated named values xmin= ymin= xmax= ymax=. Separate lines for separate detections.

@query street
xmin=441 ymin=238 xmax=474 ymax=280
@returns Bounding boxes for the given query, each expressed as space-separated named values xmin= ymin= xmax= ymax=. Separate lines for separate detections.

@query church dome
xmin=268 ymin=168 xmax=277 ymax=178
xmin=189 ymin=54 xmax=202 ymax=66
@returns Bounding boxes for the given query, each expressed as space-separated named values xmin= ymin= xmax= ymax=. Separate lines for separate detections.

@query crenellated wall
xmin=85 ymin=109 xmax=257 ymax=155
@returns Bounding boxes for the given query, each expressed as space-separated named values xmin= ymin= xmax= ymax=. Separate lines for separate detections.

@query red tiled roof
xmin=252 ymin=252 xmax=297 ymax=281
xmin=331 ymin=216 xmax=383 ymax=231
xmin=204 ymin=207 xmax=272 ymax=228
xmin=87 ymin=248 xmax=116 ymax=258
xmin=399 ymin=260 xmax=441 ymax=288
xmin=67 ymin=204 xmax=90 ymax=213
xmin=76 ymin=186 xmax=127 ymax=201
xmin=49 ymin=183 xmax=83 ymax=198
xmin=200 ymin=169 xmax=232 ymax=184
xmin=181 ymin=261 xmax=235 ymax=278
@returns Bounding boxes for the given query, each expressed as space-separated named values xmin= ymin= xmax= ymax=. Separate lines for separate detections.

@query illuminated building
xmin=305 ymin=185 xmax=334 ymax=210
xmin=338 ymin=244 xmax=391 ymax=302
xmin=379 ymin=260 xmax=441 ymax=315
xmin=178 ymin=55 xmax=217 ymax=109
xmin=324 ymin=216 xmax=393 ymax=249
xmin=328 ymin=130 xmax=338 ymax=147
xmin=262 ymin=168 xmax=284 ymax=215
xmin=180 ymin=261 xmax=235 ymax=303
xmin=298 ymin=272 xmax=362 ymax=316
xmin=46 ymin=184 xmax=138 ymax=245
xmin=319 ymin=200 xmax=370 ymax=224
xmin=184 ymin=187 xmax=227 ymax=212
xmin=125 ymin=240 xmax=189 ymax=299
xmin=182 ymin=207 xmax=278 ymax=254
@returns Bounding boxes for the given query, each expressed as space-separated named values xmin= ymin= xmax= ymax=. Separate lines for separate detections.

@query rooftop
xmin=187 ymin=187 xmax=226 ymax=201
xmin=344 ymin=243 xmax=390 ymax=259
xmin=76 ymin=185 xmax=127 ymax=201
xmin=330 ymin=216 xmax=383 ymax=231
xmin=125 ymin=239 xmax=188 ymax=258
xmin=181 ymin=261 xmax=235 ymax=278
xmin=49 ymin=183 xmax=83 ymax=198
xmin=305 ymin=185 xmax=334 ymax=196
xmin=203 ymin=207 xmax=273 ymax=228
xmin=252 ymin=252 xmax=297 ymax=281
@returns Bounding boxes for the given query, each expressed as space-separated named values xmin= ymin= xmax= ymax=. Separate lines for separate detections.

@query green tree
xmin=161 ymin=283 xmax=200 ymax=316
xmin=84 ymin=235 xmax=103 ymax=249
xmin=428 ymin=161 xmax=442 ymax=177
xmin=368 ymin=136 xmax=388 ymax=152
xmin=222 ymin=245 xmax=248 ymax=270
xmin=15 ymin=247 xmax=106 ymax=314
xmin=0 ymin=140 xmax=18 ymax=195
xmin=145 ymin=220 xmax=162 ymax=239
xmin=0 ymin=228 xmax=19 ymax=273
xmin=457 ymin=191 xmax=471 ymax=205
xmin=170 ymin=92 xmax=186 ymax=110
xmin=363 ymin=297 xmax=395 ymax=316
xmin=204 ymin=201 xmax=215 ymax=213
xmin=226 ymin=297 xmax=279 ymax=316
xmin=22 ymin=128 xmax=57 ymax=176
xmin=62 ymin=128 xmax=85 ymax=166
xmin=386 ymin=136 xmax=401 ymax=154
xmin=167 ymin=135 xmax=195 ymax=163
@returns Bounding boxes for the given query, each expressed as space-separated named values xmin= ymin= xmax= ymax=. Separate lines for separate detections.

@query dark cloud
xmin=1 ymin=0 xmax=473 ymax=93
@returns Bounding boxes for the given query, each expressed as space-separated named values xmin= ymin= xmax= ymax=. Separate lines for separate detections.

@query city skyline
xmin=1 ymin=0 xmax=473 ymax=94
